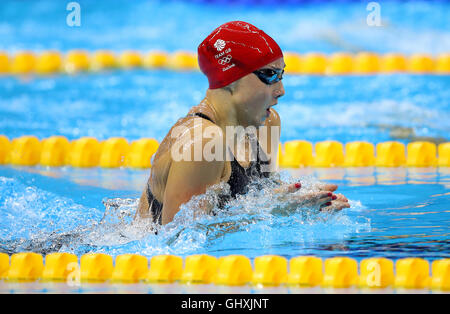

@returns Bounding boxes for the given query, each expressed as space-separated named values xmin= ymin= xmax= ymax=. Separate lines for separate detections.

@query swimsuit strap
xmin=190 ymin=112 xmax=215 ymax=123
xmin=190 ymin=111 xmax=269 ymax=163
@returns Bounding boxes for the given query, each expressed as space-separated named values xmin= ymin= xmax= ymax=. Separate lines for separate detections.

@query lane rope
xmin=1 ymin=252 xmax=448 ymax=290
xmin=1 ymin=135 xmax=449 ymax=168
xmin=0 ymin=50 xmax=449 ymax=75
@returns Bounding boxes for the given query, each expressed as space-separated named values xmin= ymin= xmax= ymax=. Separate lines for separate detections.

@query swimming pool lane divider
xmin=0 ymin=135 xmax=449 ymax=168
xmin=0 ymin=50 xmax=449 ymax=75
xmin=0 ymin=252 xmax=449 ymax=291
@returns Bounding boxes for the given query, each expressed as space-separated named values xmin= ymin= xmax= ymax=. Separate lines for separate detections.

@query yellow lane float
xmin=1 ymin=50 xmax=449 ymax=75
xmin=11 ymin=51 xmax=36 ymax=74
xmin=2 ymin=135 xmax=449 ymax=168
xmin=1 ymin=252 xmax=448 ymax=291
xmin=36 ymin=51 xmax=63 ymax=74
xmin=65 ymin=50 xmax=90 ymax=73
xmin=91 ymin=50 xmax=117 ymax=70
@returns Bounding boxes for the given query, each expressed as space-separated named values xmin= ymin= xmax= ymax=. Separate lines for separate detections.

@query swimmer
xmin=136 ymin=21 xmax=349 ymax=225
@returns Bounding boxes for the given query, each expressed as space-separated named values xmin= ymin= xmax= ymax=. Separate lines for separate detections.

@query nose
xmin=273 ymin=81 xmax=285 ymax=99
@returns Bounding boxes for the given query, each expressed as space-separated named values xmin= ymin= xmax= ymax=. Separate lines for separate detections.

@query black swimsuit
xmin=146 ymin=112 xmax=271 ymax=224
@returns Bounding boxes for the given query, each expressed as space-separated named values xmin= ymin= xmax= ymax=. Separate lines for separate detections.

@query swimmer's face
xmin=232 ymin=57 xmax=285 ymax=127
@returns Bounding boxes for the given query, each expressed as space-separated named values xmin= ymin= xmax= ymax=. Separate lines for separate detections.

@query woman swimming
xmin=136 ymin=21 xmax=349 ymax=225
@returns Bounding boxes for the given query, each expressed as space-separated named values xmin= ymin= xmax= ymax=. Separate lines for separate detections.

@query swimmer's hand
xmin=273 ymin=182 xmax=303 ymax=194
xmin=273 ymin=182 xmax=338 ymax=194
xmin=320 ymin=193 xmax=350 ymax=212
xmin=314 ymin=183 xmax=350 ymax=212
xmin=272 ymin=182 xmax=350 ymax=214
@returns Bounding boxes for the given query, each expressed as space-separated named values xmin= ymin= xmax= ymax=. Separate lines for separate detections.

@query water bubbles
xmin=0 ymin=171 xmax=370 ymax=258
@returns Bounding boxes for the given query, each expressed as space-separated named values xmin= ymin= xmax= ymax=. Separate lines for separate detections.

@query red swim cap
xmin=198 ymin=21 xmax=283 ymax=89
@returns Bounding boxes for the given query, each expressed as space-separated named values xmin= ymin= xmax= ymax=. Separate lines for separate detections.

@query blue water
xmin=1 ymin=73 xmax=449 ymax=143
xmin=1 ymin=0 xmax=449 ymax=54
xmin=0 ymin=0 xmax=449 ymax=262
xmin=0 ymin=165 xmax=449 ymax=261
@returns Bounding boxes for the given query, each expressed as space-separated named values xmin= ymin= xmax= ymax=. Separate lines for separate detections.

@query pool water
xmin=0 ymin=0 xmax=449 ymax=264
xmin=1 ymin=164 xmax=449 ymax=262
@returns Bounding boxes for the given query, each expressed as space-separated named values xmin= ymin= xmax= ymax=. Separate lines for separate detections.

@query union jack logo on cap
xmin=214 ymin=39 xmax=226 ymax=51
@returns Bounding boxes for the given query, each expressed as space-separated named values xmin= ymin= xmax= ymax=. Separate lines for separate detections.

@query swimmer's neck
xmin=201 ymin=89 xmax=241 ymax=129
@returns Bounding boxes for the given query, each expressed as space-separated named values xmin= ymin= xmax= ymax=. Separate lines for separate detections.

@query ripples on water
xmin=0 ymin=173 xmax=370 ymax=258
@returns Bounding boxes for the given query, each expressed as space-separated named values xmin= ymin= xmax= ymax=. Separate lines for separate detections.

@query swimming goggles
xmin=253 ymin=68 xmax=284 ymax=85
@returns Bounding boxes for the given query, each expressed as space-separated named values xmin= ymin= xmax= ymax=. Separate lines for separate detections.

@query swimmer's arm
xmin=135 ymin=188 xmax=150 ymax=219
xmin=161 ymin=120 xmax=226 ymax=224
xmin=161 ymin=158 xmax=225 ymax=225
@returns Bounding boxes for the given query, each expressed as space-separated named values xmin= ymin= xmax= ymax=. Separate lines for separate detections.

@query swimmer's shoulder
xmin=177 ymin=112 xmax=230 ymax=182
xmin=149 ymin=113 xmax=226 ymax=200
xmin=181 ymin=114 xmax=226 ymax=162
